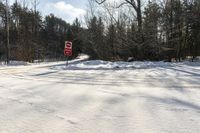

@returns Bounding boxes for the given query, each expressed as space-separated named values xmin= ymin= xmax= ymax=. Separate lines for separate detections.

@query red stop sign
xmin=64 ymin=41 xmax=72 ymax=56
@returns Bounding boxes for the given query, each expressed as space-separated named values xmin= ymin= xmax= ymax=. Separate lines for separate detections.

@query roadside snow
xmin=0 ymin=57 xmax=200 ymax=133
xmin=54 ymin=59 xmax=200 ymax=70
xmin=0 ymin=61 xmax=28 ymax=66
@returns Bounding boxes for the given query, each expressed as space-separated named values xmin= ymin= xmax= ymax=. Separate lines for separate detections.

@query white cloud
xmin=43 ymin=1 xmax=86 ymax=23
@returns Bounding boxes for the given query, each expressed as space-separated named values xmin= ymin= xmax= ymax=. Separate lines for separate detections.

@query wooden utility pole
xmin=5 ymin=0 xmax=10 ymax=64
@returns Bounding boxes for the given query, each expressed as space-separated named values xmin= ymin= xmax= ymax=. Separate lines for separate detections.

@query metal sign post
xmin=64 ymin=28 xmax=74 ymax=67
xmin=66 ymin=56 xmax=68 ymax=66
xmin=64 ymin=41 xmax=72 ymax=66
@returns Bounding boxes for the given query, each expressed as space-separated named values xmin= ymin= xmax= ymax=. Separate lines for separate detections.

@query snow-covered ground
xmin=0 ymin=56 xmax=200 ymax=133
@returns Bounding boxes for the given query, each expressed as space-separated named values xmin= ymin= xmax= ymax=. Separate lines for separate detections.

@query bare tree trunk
xmin=124 ymin=0 xmax=143 ymax=42
xmin=5 ymin=0 xmax=10 ymax=64
xmin=136 ymin=0 xmax=143 ymax=43
xmin=30 ymin=0 xmax=39 ymax=61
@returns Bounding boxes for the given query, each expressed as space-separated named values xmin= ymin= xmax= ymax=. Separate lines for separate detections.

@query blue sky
xmin=10 ymin=0 xmax=88 ymax=23
xmin=9 ymin=0 xmax=121 ymax=23
xmin=39 ymin=0 xmax=88 ymax=23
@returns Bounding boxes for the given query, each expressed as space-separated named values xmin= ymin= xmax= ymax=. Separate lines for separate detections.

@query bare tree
xmin=31 ymin=0 xmax=39 ymax=35
xmin=31 ymin=0 xmax=39 ymax=13
xmin=95 ymin=0 xmax=144 ymax=42
xmin=20 ymin=0 xmax=28 ymax=8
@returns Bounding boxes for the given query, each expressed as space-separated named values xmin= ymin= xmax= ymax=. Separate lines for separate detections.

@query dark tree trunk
xmin=136 ymin=0 xmax=144 ymax=43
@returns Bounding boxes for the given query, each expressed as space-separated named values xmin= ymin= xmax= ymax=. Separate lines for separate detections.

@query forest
xmin=0 ymin=0 xmax=200 ymax=63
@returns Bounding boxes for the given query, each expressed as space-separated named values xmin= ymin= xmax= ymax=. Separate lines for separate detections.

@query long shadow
xmin=172 ymin=98 xmax=200 ymax=110
xmin=165 ymin=67 xmax=200 ymax=77
xmin=145 ymin=95 xmax=200 ymax=111
xmin=31 ymin=58 xmax=89 ymax=70
xmin=49 ymin=58 xmax=89 ymax=68
xmin=14 ymin=60 xmax=200 ymax=89
xmin=33 ymin=71 xmax=59 ymax=76
xmin=63 ymin=67 xmax=129 ymax=71
xmin=33 ymin=64 xmax=200 ymax=88
xmin=135 ymin=63 xmax=200 ymax=93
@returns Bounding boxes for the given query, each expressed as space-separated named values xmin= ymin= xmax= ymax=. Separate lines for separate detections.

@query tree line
xmin=85 ymin=0 xmax=200 ymax=61
xmin=0 ymin=0 xmax=83 ymax=63
xmin=0 ymin=0 xmax=200 ymax=63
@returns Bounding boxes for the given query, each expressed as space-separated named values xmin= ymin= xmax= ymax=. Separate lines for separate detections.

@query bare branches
xmin=95 ymin=0 xmax=106 ymax=4
xmin=125 ymin=0 xmax=137 ymax=10
xmin=31 ymin=0 xmax=39 ymax=12
xmin=116 ymin=2 xmax=129 ymax=8
xmin=94 ymin=0 xmax=138 ymax=10
xmin=103 ymin=4 xmax=118 ymax=24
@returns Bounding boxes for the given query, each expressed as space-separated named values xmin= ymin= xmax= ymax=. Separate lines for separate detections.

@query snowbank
xmin=54 ymin=60 xmax=200 ymax=70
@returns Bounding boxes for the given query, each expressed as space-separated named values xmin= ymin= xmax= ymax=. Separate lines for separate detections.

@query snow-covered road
xmin=0 ymin=59 xmax=200 ymax=133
